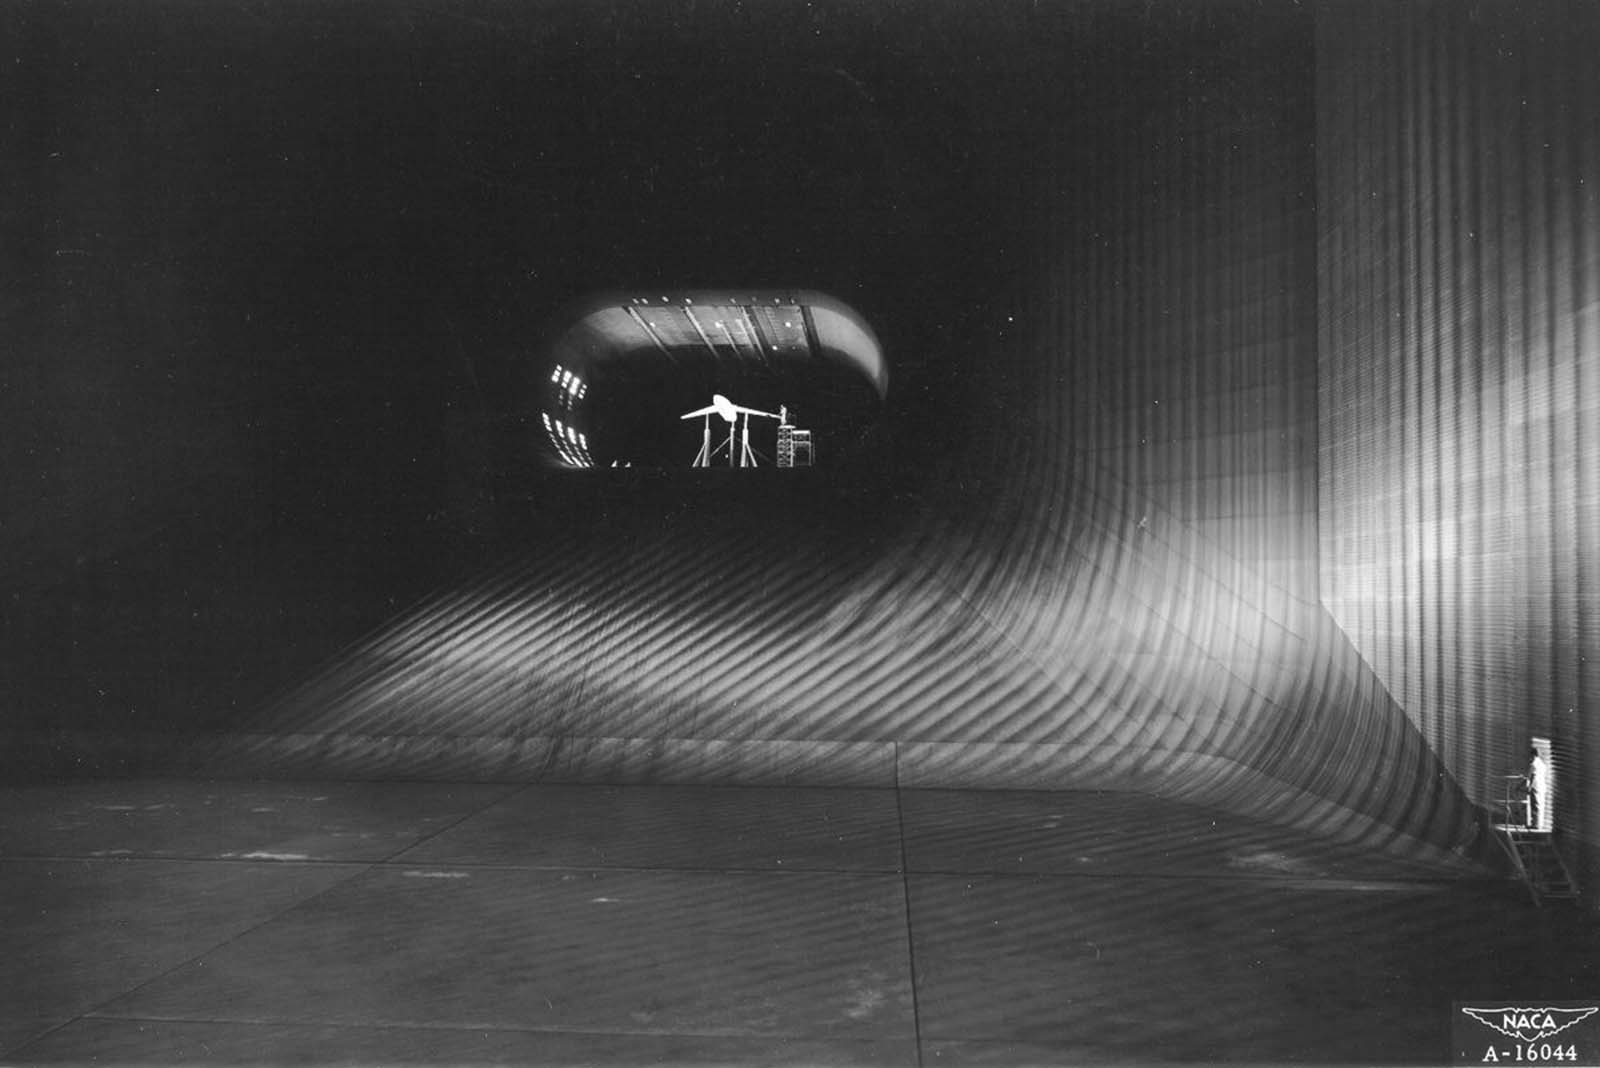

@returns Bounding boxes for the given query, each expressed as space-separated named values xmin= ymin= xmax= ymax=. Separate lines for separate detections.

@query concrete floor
xmin=1 ymin=781 xmax=1596 ymax=1066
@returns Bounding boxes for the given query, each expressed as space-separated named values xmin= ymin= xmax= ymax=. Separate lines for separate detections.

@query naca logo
xmin=1461 ymin=1006 xmax=1599 ymax=1043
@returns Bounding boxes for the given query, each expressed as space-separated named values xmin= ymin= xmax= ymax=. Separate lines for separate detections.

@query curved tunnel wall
xmin=1317 ymin=1 xmax=1600 ymax=899
xmin=210 ymin=7 xmax=1488 ymax=864
xmin=9 ymin=3 xmax=1552 ymax=876
xmin=881 ymin=13 xmax=1477 ymax=851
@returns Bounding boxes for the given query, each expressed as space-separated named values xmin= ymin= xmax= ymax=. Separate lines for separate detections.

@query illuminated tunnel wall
xmin=22 ymin=2 xmax=1587 ymax=883
xmin=1317 ymin=1 xmax=1600 ymax=901
xmin=204 ymin=6 xmax=1491 ymax=866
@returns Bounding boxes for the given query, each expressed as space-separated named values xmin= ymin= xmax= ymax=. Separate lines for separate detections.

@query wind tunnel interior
xmin=5 ymin=2 xmax=1598 ymax=902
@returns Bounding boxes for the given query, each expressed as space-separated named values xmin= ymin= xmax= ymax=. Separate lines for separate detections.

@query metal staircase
xmin=1489 ymin=774 xmax=1580 ymax=907
xmin=1498 ymin=828 xmax=1581 ymax=906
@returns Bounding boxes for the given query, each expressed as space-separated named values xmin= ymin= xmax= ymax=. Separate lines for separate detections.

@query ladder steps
xmin=1497 ymin=829 xmax=1581 ymax=906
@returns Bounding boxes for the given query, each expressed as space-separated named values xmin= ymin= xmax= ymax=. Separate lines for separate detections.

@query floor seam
xmin=74 ymin=1011 xmax=906 ymax=1042
xmin=374 ymin=780 xmax=534 ymax=865
xmin=0 ymin=853 xmax=1470 ymax=886
xmin=56 ymin=859 xmax=382 ymax=1029
xmin=894 ymin=744 xmax=925 ymax=1068
xmin=0 ymin=1017 xmax=85 ymax=1061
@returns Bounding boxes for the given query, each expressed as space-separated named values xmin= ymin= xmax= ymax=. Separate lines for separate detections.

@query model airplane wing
xmin=681 ymin=394 xmax=777 ymax=422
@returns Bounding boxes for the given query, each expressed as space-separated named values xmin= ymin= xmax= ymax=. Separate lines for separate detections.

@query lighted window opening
xmin=1528 ymin=736 xmax=1554 ymax=833
xmin=534 ymin=291 xmax=884 ymax=471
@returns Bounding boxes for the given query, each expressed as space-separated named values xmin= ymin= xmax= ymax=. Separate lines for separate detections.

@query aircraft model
xmin=680 ymin=393 xmax=781 ymax=467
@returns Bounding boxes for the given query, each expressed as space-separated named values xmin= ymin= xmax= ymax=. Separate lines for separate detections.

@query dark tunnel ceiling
xmin=5 ymin=0 xmax=1298 ymax=496
xmin=536 ymin=291 xmax=886 ymax=469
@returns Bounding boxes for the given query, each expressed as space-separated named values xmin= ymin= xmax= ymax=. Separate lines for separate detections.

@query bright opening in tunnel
xmin=532 ymin=291 xmax=888 ymax=471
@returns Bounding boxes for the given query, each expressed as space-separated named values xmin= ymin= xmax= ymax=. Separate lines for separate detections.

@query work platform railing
xmin=1489 ymin=775 xmax=1579 ymax=906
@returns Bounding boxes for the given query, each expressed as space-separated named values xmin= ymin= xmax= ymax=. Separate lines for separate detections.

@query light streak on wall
xmin=541 ymin=410 xmax=593 ymax=468
xmin=252 ymin=459 xmax=1475 ymax=862
xmin=1317 ymin=0 xmax=1600 ymax=906
xmin=236 ymin=9 xmax=1489 ymax=864
xmin=128 ymin=5 xmax=1530 ymax=882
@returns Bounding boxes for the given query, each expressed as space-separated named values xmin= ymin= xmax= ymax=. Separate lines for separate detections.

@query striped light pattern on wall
xmin=1317 ymin=1 xmax=1600 ymax=900
xmin=246 ymin=465 xmax=1475 ymax=861
xmin=214 ymin=9 xmax=1495 ymax=866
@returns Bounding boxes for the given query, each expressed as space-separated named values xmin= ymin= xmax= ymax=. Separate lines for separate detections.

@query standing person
xmin=1528 ymin=747 xmax=1551 ymax=831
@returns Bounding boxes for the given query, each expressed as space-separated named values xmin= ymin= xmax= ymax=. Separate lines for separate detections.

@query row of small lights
xmin=549 ymin=363 xmax=588 ymax=411
xmin=628 ymin=301 xmax=802 ymax=336
xmin=541 ymin=410 xmax=593 ymax=468
xmin=627 ymin=296 xmax=791 ymax=306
